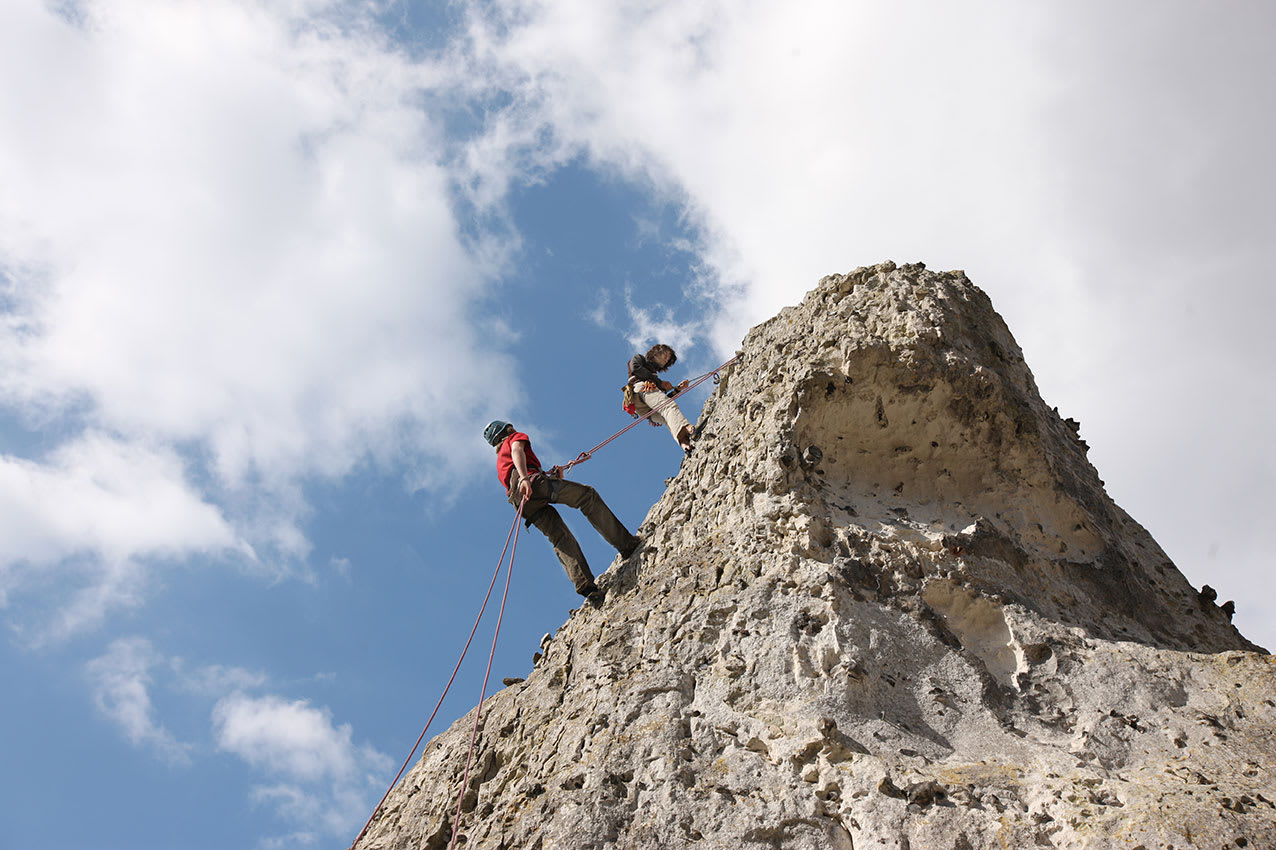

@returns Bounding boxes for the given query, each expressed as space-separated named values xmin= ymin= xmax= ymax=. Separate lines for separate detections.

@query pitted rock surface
xmin=354 ymin=263 xmax=1275 ymax=850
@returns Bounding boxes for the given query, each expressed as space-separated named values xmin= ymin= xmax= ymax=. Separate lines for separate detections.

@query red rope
xmin=347 ymin=500 xmax=525 ymax=850
xmin=549 ymin=355 xmax=739 ymax=478
xmin=447 ymin=496 xmax=525 ymax=849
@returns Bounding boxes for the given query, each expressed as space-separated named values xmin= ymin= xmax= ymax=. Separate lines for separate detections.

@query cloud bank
xmin=0 ymin=0 xmax=518 ymax=633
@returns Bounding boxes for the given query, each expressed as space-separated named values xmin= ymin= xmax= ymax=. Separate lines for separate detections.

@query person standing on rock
xmin=483 ymin=420 xmax=640 ymax=602
xmin=626 ymin=344 xmax=695 ymax=455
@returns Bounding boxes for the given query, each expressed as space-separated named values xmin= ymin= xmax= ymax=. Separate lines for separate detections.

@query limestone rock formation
xmin=355 ymin=263 xmax=1275 ymax=850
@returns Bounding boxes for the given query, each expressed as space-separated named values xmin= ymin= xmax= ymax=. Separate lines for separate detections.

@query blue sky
xmin=2 ymin=1 xmax=1273 ymax=847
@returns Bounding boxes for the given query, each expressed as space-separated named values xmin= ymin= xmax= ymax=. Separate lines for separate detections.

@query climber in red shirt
xmin=484 ymin=420 xmax=640 ymax=602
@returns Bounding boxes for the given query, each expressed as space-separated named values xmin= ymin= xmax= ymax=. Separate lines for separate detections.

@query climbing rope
xmin=348 ymin=498 xmax=526 ymax=850
xmin=548 ymin=354 xmax=740 ymax=478
xmin=348 ymin=354 xmax=740 ymax=848
xmin=447 ymin=496 xmax=524 ymax=849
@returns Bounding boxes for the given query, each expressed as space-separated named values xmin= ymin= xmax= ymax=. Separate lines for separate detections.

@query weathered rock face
xmin=355 ymin=263 xmax=1275 ymax=850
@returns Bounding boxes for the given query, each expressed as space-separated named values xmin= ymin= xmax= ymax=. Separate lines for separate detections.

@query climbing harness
xmin=348 ymin=497 xmax=526 ymax=850
xmin=622 ymin=379 xmax=690 ymax=424
xmin=348 ymin=354 xmax=740 ymax=849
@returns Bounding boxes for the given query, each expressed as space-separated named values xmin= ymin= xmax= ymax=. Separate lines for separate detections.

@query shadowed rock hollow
xmin=354 ymin=262 xmax=1275 ymax=850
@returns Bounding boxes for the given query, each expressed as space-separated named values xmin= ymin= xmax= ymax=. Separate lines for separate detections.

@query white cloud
xmin=0 ymin=434 xmax=239 ymax=566
xmin=213 ymin=692 xmax=390 ymax=839
xmin=462 ymin=0 xmax=1276 ymax=648
xmin=464 ymin=0 xmax=1065 ymax=343
xmin=0 ymin=0 xmax=504 ymax=483
xmin=214 ymin=693 xmax=356 ymax=781
xmin=0 ymin=433 xmax=242 ymax=639
xmin=0 ymin=0 xmax=521 ymax=630
xmin=86 ymin=637 xmax=190 ymax=764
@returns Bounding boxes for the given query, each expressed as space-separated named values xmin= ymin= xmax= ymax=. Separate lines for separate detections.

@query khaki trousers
xmin=509 ymin=474 xmax=638 ymax=594
xmin=633 ymin=388 xmax=692 ymax=446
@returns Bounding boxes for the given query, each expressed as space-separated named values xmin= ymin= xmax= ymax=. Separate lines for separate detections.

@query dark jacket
xmin=627 ymin=354 xmax=665 ymax=387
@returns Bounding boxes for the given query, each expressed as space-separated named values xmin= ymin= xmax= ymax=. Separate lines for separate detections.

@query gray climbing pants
xmin=508 ymin=474 xmax=638 ymax=594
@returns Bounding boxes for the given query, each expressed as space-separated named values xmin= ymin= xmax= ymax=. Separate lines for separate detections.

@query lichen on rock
xmin=354 ymin=262 xmax=1275 ymax=850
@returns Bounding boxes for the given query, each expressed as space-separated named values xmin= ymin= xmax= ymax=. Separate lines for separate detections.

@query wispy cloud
xmin=623 ymin=290 xmax=699 ymax=356
xmin=585 ymin=288 xmax=610 ymax=327
xmin=86 ymin=637 xmax=190 ymax=765
xmin=173 ymin=659 xmax=270 ymax=697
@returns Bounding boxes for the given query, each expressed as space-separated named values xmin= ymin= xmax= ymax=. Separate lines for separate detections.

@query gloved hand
xmin=639 ymin=381 xmax=659 ymax=393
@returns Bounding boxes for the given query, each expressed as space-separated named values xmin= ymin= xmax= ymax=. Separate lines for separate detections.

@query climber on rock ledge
xmin=483 ymin=420 xmax=641 ymax=603
xmin=625 ymin=343 xmax=695 ymax=455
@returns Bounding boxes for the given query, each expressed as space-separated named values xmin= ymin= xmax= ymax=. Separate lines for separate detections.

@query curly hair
xmin=646 ymin=343 xmax=677 ymax=371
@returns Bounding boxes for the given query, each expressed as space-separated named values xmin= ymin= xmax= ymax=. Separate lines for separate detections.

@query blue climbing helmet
xmin=483 ymin=419 xmax=511 ymax=447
